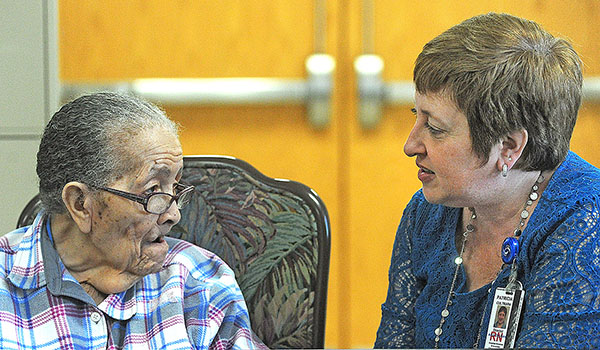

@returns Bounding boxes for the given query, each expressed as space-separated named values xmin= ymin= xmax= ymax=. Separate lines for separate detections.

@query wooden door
xmin=59 ymin=1 xmax=600 ymax=347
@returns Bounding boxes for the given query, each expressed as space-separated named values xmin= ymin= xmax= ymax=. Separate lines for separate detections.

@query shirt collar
xmin=41 ymin=215 xmax=97 ymax=305
xmin=6 ymin=212 xmax=47 ymax=289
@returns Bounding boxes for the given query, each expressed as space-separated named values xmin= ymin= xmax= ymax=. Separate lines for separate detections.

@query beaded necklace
xmin=433 ymin=173 xmax=545 ymax=348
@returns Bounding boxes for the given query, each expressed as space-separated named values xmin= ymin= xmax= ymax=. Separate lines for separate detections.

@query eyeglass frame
xmin=88 ymin=182 xmax=195 ymax=215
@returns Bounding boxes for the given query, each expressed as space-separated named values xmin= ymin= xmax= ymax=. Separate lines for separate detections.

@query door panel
xmin=60 ymin=1 xmax=316 ymax=79
xmin=59 ymin=1 xmax=600 ymax=348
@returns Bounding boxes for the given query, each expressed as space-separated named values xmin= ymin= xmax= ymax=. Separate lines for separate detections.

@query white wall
xmin=0 ymin=1 xmax=59 ymax=234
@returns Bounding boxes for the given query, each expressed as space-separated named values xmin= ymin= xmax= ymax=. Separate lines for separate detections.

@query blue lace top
xmin=375 ymin=151 xmax=600 ymax=348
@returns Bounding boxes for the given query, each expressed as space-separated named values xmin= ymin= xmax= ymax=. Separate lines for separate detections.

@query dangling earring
xmin=502 ymin=164 xmax=508 ymax=177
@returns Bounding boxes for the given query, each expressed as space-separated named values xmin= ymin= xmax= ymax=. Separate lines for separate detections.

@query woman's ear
xmin=496 ymin=129 xmax=528 ymax=172
xmin=61 ymin=182 xmax=93 ymax=233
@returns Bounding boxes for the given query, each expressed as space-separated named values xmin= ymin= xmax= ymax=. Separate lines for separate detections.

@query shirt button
xmin=91 ymin=312 xmax=102 ymax=323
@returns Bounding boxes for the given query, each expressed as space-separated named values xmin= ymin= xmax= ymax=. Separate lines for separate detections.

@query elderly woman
xmin=0 ymin=93 xmax=266 ymax=349
xmin=375 ymin=13 xmax=600 ymax=349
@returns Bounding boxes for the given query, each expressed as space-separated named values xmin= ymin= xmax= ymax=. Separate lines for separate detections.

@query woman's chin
xmin=422 ymin=188 xmax=443 ymax=205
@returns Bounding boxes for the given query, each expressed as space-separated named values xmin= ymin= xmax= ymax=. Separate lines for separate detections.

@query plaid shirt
xmin=0 ymin=212 xmax=267 ymax=350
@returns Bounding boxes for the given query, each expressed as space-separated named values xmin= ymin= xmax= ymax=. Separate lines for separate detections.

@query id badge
xmin=483 ymin=282 xmax=525 ymax=349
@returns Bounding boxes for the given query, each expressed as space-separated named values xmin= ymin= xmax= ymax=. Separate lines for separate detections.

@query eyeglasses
xmin=92 ymin=183 xmax=194 ymax=215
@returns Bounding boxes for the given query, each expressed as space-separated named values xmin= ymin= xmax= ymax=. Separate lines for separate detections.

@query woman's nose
xmin=404 ymin=124 xmax=425 ymax=157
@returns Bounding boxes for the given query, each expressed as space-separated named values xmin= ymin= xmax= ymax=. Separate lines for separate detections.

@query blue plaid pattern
xmin=0 ymin=212 xmax=267 ymax=349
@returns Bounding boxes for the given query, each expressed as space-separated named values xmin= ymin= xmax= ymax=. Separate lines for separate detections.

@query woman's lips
xmin=417 ymin=165 xmax=435 ymax=182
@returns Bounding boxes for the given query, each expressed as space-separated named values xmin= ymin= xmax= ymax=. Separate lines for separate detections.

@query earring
xmin=508 ymin=156 xmax=512 ymax=162
xmin=502 ymin=164 xmax=508 ymax=177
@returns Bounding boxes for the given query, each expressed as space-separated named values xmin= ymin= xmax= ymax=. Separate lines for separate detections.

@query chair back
xmin=172 ymin=155 xmax=330 ymax=348
xmin=18 ymin=156 xmax=331 ymax=348
xmin=16 ymin=194 xmax=43 ymax=229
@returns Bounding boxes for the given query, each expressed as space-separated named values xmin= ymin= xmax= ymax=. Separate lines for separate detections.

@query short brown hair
xmin=414 ymin=13 xmax=582 ymax=171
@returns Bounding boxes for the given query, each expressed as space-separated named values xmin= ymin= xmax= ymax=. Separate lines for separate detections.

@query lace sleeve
xmin=374 ymin=194 xmax=424 ymax=348
xmin=516 ymin=198 xmax=600 ymax=349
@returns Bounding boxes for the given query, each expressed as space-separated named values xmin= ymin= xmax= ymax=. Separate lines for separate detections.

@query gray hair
xmin=414 ymin=13 xmax=583 ymax=171
xmin=37 ymin=92 xmax=179 ymax=214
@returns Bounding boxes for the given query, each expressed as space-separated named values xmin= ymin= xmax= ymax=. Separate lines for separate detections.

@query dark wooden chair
xmin=16 ymin=193 xmax=43 ymax=230
xmin=17 ymin=155 xmax=331 ymax=349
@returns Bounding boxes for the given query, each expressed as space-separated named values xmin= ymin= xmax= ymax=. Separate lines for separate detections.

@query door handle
xmin=61 ymin=53 xmax=335 ymax=129
xmin=353 ymin=0 xmax=414 ymax=129
xmin=354 ymin=54 xmax=413 ymax=129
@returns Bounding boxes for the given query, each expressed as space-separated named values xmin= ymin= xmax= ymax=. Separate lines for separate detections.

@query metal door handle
xmin=62 ymin=54 xmax=335 ymax=129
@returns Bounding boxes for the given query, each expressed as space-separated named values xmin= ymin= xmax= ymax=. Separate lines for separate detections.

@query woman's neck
xmin=470 ymin=169 xmax=551 ymax=238
xmin=458 ymin=168 xmax=554 ymax=291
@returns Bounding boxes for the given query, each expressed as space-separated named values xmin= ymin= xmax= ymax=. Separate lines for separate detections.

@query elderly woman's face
xmin=88 ymin=127 xmax=183 ymax=280
xmin=404 ymin=92 xmax=500 ymax=207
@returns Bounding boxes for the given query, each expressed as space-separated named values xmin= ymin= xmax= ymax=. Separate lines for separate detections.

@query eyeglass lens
xmin=146 ymin=187 xmax=193 ymax=214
